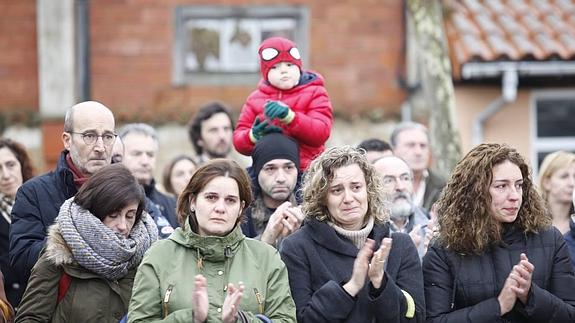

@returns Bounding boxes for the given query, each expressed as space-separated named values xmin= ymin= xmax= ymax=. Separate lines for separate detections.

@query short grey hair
xmin=390 ymin=121 xmax=429 ymax=147
xmin=118 ymin=123 xmax=159 ymax=147
xmin=63 ymin=106 xmax=75 ymax=132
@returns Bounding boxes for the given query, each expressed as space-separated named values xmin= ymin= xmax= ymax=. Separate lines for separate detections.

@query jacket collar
xmin=306 ymin=217 xmax=390 ymax=257
xmin=170 ymin=220 xmax=245 ymax=262
xmin=56 ymin=150 xmax=78 ymax=197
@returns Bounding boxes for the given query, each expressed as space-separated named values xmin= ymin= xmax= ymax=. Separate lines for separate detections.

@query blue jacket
xmin=10 ymin=151 xmax=77 ymax=284
xmin=280 ymin=218 xmax=425 ymax=323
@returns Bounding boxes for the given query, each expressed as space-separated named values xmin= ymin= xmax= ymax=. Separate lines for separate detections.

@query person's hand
xmin=343 ymin=239 xmax=374 ymax=297
xmin=222 ymin=282 xmax=245 ymax=323
xmin=249 ymin=117 xmax=283 ymax=143
xmin=368 ymin=238 xmax=392 ymax=289
xmin=408 ymin=225 xmax=423 ymax=248
xmin=264 ymin=101 xmax=293 ymax=123
xmin=192 ymin=275 xmax=209 ymax=323
xmin=509 ymin=253 xmax=533 ymax=304
xmin=261 ymin=202 xmax=292 ymax=245
xmin=498 ymin=272 xmax=518 ymax=315
xmin=278 ymin=206 xmax=304 ymax=238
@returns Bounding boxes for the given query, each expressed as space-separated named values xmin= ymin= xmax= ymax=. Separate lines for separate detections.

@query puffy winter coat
xmin=15 ymin=225 xmax=135 ymax=323
xmin=423 ymin=224 xmax=575 ymax=322
xmin=233 ymin=71 xmax=333 ymax=171
xmin=128 ymin=222 xmax=296 ymax=322
xmin=280 ymin=218 xmax=425 ymax=323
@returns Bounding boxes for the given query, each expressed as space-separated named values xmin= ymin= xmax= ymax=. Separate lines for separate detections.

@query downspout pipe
xmin=472 ymin=68 xmax=518 ymax=145
xmin=76 ymin=0 xmax=90 ymax=100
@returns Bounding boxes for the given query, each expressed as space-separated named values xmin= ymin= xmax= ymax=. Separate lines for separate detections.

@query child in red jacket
xmin=233 ymin=37 xmax=333 ymax=171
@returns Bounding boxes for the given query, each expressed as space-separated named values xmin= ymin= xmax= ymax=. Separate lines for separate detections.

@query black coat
xmin=10 ymin=151 xmax=77 ymax=285
xmin=423 ymin=224 xmax=575 ymax=323
xmin=144 ymin=180 xmax=178 ymax=228
xmin=564 ymin=218 xmax=575 ymax=271
xmin=280 ymin=218 xmax=425 ymax=323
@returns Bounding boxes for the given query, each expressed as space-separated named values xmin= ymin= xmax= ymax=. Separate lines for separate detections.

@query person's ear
xmin=62 ymin=132 xmax=72 ymax=150
xmin=542 ymin=176 xmax=552 ymax=193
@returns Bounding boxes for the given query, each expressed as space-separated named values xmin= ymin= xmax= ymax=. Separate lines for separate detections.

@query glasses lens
xmin=82 ymin=133 xmax=96 ymax=145
xmin=261 ymin=48 xmax=279 ymax=61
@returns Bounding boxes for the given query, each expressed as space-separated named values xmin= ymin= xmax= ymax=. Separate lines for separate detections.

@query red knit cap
xmin=258 ymin=37 xmax=302 ymax=81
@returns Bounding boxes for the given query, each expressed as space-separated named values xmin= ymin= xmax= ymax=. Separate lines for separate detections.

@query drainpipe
xmin=76 ymin=0 xmax=90 ymax=100
xmin=472 ymin=68 xmax=518 ymax=145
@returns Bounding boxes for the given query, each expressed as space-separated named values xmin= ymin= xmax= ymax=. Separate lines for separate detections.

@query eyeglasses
xmin=382 ymin=174 xmax=412 ymax=187
xmin=68 ymin=131 xmax=117 ymax=146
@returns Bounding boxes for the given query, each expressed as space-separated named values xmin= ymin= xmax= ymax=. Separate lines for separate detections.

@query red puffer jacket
xmin=233 ymin=71 xmax=333 ymax=171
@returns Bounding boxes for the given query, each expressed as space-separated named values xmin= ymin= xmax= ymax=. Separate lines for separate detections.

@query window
xmin=530 ymin=90 xmax=575 ymax=176
xmin=173 ymin=5 xmax=309 ymax=85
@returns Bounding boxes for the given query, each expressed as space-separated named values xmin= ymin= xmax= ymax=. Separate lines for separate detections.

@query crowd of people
xmin=0 ymin=36 xmax=574 ymax=322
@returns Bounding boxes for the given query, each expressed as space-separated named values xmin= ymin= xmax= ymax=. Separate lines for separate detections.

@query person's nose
xmin=0 ymin=168 xmax=8 ymax=180
xmin=275 ymin=169 xmax=287 ymax=183
xmin=116 ymin=217 xmax=128 ymax=235
xmin=508 ymin=186 xmax=521 ymax=201
xmin=342 ymin=188 xmax=354 ymax=204
xmin=395 ymin=177 xmax=408 ymax=192
xmin=93 ymin=136 xmax=106 ymax=152
xmin=214 ymin=198 xmax=226 ymax=213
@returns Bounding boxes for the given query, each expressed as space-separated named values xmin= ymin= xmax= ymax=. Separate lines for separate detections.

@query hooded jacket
xmin=128 ymin=222 xmax=296 ymax=322
xmin=15 ymin=224 xmax=136 ymax=323
xmin=280 ymin=218 xmax=425 ymax=323
xmin=233 ymin=71 xmax=333 ymax=171
xmin=423 ymin=224 xmax=575 ymax=322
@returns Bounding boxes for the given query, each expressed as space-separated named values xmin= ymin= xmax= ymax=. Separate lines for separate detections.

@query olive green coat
xmin=15 ymin=224 xmax=135 ymax=323
xmin=128 ymin=224 xmax=296 ymax=322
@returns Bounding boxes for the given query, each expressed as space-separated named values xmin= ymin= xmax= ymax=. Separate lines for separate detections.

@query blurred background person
xmin=567 ymin=189 xmax=575 ymax=270
xmin=0 ymin=138 xmax=35 ymax=308
xmin=16 ymin=164 xmax=158 ymax=322
xmin=162 ymin=154 xmax=197 ymax=198
xmin=537 ymin=151 xmax=575 ymax=234
xmin=128 ymin=159 xmax=296 ymax=322
xmin=187 ymin=102 xmax=234 ymax=165
xmin=424 ymin=143 xmax=575 ymax=322
xmin=357 ymin=138 xmax=393 ymax=163
xmin=281 ymin=146 xmax=424 ymax=322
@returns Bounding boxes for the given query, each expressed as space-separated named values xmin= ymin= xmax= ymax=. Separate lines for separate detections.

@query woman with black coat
xmin=281 ymin=146 xmax=424 ymax=322
xmin=423 ymin=143 xmax=575 ymax=322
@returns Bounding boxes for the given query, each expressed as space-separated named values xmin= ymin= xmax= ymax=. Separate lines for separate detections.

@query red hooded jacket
xmin=233 ymin=71 xmax=333 ymax=170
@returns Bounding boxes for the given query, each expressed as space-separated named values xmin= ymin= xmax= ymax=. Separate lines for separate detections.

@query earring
xmin=190 ymin=207 xmax=195 ymax=213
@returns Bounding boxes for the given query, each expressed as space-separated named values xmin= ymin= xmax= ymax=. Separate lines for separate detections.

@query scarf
xmin=0 ymin=194 xmax=13 ymax=224
xmin=329 ymin=216 xmax=375 ymax=249
xmin=65 ymin=154 xmax=89 ymax=188
xmin=57 ymin=198 xmax=158 ymax=280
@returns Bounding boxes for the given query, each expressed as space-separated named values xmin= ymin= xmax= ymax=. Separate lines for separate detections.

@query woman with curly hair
xmin=280 ymin=146 xmax=424 ymax=322
xmin=537 ymin=151 xmax=575 ymax=234
xmin=423 ymin=143 xmax=575 ymax=322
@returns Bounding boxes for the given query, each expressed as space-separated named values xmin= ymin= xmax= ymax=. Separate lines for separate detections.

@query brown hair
xmin=302 ymin=146 xmax=389 ymax=224
xmin=162 ymin=155 xmax=198 ymax=196
xmin=0 ymin=138 xmax=35 ymax=182
xmin=74 ymin=164 xmax=146 ymax=222
xmin=177 ymin=159 xmax=252 ymax=231
xmin=436 ymin=143 xmax=550 ymax=254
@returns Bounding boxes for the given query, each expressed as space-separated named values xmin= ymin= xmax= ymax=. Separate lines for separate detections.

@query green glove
xmin=264 ymin=101 xmax=293 ymax=121
xmin=249 ymin=117 xmax=283 ymax=143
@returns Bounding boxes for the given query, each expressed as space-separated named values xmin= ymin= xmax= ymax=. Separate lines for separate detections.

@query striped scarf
xmin=56 ymin=198 xmax=158 ymax=280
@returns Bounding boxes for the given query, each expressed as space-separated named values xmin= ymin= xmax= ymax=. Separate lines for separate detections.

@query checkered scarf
xmin=56 ymin=198 xmax=158 ymax=280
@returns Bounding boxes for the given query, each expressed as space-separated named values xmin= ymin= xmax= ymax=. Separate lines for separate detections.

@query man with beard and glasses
xmin=374 ymin=156 xmax=431 ymax=258
xmin=241 ymin=133 xmax=304 ymax=248
xmin=187 ymin=102 xmax=234 ymax=165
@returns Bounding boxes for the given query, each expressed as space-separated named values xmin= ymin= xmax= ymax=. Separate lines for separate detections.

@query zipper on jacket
xmin=253 ymin=288 xmax=264 ymax=314
xmin=163 ymin=285 xmax=174 ymax=318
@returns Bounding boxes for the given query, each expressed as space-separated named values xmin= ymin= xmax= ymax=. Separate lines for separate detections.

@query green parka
xmin=128 ymin=224 xmax=296 ymax=323
xmin=15 ymin=224 xmax=135 ymax=323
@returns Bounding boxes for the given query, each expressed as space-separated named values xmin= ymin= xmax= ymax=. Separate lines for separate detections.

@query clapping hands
xmin=343 ymin=238 xmax=393 ymax=297
xmin=498 ymin=253 xmax=534 ymax=315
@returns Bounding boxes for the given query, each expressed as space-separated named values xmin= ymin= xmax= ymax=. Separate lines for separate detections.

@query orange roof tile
xmin=444 ymin=0 xmax=575 ymax=79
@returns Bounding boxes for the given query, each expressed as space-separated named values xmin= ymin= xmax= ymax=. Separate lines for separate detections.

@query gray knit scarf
xmin=57 ymin=198 xmax=158 ymax=281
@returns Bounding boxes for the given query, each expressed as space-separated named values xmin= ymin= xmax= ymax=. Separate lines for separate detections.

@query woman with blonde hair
xmin=537 ymin=150 xmax=575 ymax=234
xmin=424 ymin=143 xmax=575 ymax=322
xmin=280 ymin=146 xmax=424 ymax=322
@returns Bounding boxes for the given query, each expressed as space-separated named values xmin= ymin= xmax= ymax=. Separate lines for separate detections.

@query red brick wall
xmin=90 ymin=0 xmax=406 ymax=121
xmin=0 ymin=0 xmax=38 ymax=115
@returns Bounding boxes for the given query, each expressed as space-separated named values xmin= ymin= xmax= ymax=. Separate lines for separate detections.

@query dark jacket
xmin=0 ymin=195 xmax=22 ymax=308
xmin=280 ymin=218 xmax=425 ymax=323
xmin=9 ymin=151 xmax=77 ymax=285
xmin=143 ymin=180 xmax=178 ymax=228
xmin=564 ymin=215 xmax=575 ymax=270
xmin=423 ymin=224 xmax=575 ymax=323
xmin=422 ymin=170 xmax=445 ymax=212
xmin=15 ymin=225 xmax=135 ymax=323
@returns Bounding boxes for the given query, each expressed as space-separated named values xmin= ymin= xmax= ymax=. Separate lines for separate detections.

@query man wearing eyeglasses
xmin=9 ymin=101 xmax=117 ymax=298
xmin=373 ymin=156 xmax=431 ymax=259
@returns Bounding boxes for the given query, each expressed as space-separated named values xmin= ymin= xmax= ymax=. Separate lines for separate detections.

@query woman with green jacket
xmin=15 ymin=164 xmax=158 ymax=322
xmin=128 ymin=159 xmax=296 ymax=323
